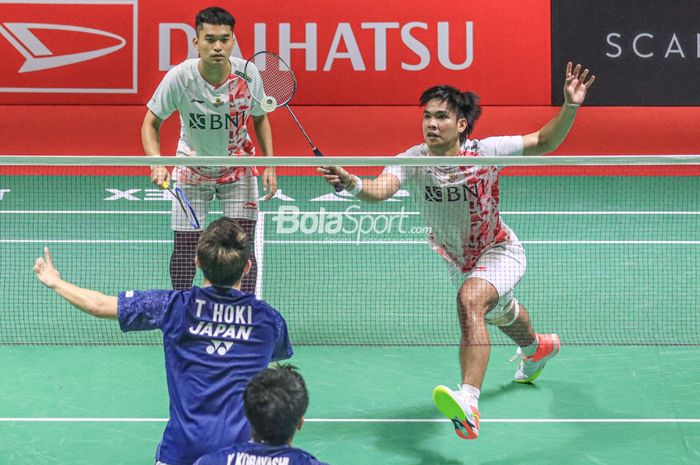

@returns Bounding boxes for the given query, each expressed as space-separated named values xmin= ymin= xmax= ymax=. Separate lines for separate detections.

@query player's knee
xmin=484 ymin=298 xmax=520 ymax=327
xmin=457 ymin=286 xmax=494 ymax=316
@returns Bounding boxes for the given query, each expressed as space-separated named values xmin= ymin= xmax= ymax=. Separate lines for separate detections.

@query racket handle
xmin=312 ymin=147 xmax=344 ymax=192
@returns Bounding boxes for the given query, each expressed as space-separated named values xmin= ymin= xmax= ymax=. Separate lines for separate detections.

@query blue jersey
xmin=194 ymin=441 xmax=330 ymax=465
xmin=118 ymin=286 xmax=293 ymax=465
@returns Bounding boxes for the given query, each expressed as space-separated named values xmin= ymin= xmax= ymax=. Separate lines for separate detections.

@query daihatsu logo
xmin=0 ymin=22 xmax=126 ymax=72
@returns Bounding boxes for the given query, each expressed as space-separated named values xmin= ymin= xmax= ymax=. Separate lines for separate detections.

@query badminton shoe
xmin=433 ymin=385 xmax=480 ymax=440
xmin=511 ymin=333 xmax=560 ymax=383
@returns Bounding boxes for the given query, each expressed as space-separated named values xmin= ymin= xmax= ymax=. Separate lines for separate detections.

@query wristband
xmin=348 ymin=176 xmax=363 ymax=195
xmin=565 ymin=102 xmax=581 ymax=109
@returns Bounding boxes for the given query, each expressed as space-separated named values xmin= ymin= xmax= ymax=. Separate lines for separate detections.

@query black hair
xmin=195 ymin=6 xmax=236 ymax=34
xmin=196 ymin=217 xmax=249 ymax=286
xmin=419 ymin=85 xmax=482 ymax=142
xmin=244 ymin=365 xmax=309 ymax=445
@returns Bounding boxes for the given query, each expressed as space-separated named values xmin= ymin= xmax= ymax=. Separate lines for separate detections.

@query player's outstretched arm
xmin=33 ymin=247 xmax=118 ymax=319
xmin=317 ymin=166 xmax=400 ymax=203
xmin=141 ymin=110 xmax=171 ymax=187
xmin=523 ymin=62 xmax=596 ymax=156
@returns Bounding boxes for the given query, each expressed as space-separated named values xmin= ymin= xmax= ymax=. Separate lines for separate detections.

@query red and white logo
xmin=0 ymin=0 xmax=137 ymax=93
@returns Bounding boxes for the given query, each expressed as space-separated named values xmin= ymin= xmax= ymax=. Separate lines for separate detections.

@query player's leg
xmin=457 ymin=277 xmax=499 ymax=389
xmin=434 ymin=276 xmax=498 ymax=440
xmin=498 ymin=300 xmax=560 ymax=383
xmin=474 ymin=239 xmax=560 ymax=383
xmin=218 ymin=175 xmax=259 ymax=294
xmin=170 ymin=181 xmax=213 ymax=290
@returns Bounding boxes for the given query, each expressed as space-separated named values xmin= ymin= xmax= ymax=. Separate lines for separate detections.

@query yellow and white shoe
xmin=433 ymin=385 xmax=480 ymax=440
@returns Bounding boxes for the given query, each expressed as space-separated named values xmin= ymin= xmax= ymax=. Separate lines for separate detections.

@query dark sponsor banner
xmin=552 ymin=0 xmax=700 ymax=105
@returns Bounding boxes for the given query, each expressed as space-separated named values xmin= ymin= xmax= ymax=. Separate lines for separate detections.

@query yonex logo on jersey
xmin=233 ymin=69 xmax=252 ymax=83
xmin=424 ymin=182 xmax=484 ymax=202
xmin=206 ymin=340 xmax=233 ymax=356
xmin=188 ymin=112 xmax=241 ymax=130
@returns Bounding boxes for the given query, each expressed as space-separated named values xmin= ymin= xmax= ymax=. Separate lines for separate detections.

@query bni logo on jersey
xmin=0 ymin=0 xmax=137 ymax=93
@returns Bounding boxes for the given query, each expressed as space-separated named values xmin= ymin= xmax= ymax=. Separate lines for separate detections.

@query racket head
xmin=171 ymin=186 xmax=201 ymax=230
xmin=243 ymin=51 xmax=297 ymax=109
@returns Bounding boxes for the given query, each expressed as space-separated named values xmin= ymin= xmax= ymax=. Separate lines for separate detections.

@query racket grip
xmin=312 ymin=148 xmax=324 ymax=157
xmin=334 ymin=183 xmax=344 ymax=193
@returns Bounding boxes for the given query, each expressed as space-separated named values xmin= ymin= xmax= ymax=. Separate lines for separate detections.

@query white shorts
xmin=171 ymin=177 xmax=259 ymax=231
xmin=451 ymin=238 xmax=526 ymax=321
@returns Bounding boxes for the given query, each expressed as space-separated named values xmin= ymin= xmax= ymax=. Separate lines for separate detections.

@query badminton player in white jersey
xmin=319 ymin=62 xmax=595 ymax=440
xmin=142 ymin=6 xmax=275 ymax=292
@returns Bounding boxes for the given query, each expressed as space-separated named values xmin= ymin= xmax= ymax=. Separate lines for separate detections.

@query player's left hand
xmin=563 ymin=62 xmax=596 ymax=106
xmin=33 ymin=247 xmax=62 ymax=289
xmin=262 ymin=167 xmax=278 ymax=200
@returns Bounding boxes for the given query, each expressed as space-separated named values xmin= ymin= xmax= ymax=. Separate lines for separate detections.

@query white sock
xmin=521 ymin=335 xmax=540 ymax=357
xmin=459 ymin=384 xmax=480 ymax=406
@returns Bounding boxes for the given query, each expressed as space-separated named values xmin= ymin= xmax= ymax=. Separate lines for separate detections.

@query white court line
xmin=264 ymin=240 xmax=700 ymax=245
xmin=0 ymin=240 xmax=172 ymax=243
xmin=0 ymin=211 xmax=171 ymax=214
xmin=2 ymin=210 xmax=700 ymax=215
xmin=254 ymin=215 xmax=265 ymax=300
xmin=4 ymin=240 xmax=700 ymax=245
xmin=0 ymin=417 xmax=698 ymax=423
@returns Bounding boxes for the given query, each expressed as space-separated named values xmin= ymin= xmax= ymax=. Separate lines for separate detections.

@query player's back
xmin=195 ymin=441 xmax=330 ymax=465
xmin=158 ymin=286 xmax=292 ymax=465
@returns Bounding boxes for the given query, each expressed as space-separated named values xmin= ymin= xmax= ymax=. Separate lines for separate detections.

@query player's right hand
xmin=151 ymin=166 xmax=171 ymax=187
xmin=317 ymin=166 xmax=351 ymax=189
xmin=33 ymin=247 xmax=61 ymax=289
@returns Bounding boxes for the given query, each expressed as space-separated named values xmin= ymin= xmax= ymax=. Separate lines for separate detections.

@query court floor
xmin=1 ymin=346 xmax=699 ymax=465
xmin=1 ymin=174 xmax=699 ymax=464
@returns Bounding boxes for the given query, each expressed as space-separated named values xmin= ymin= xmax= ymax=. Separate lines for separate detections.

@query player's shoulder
xmin=162 ymin=59 xmax=200 ymax=85
xmin=251 ymin=295 xmax=285 ymax=320
xmin=397 ymin=143 xmax=427 ymax=158
xmin=229 ymin=55 xmax=248 ymax=68
xmin=462 ymin=136 xmax=522 ymax=155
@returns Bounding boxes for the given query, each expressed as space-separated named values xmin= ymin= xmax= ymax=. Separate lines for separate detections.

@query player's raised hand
xmin=317 ymin=166 xmax=351 ymax=189
xmin=564 ymin=62 xmax=595 ymax=106
xmin=33 ymin=247 xmax=61 ymax=289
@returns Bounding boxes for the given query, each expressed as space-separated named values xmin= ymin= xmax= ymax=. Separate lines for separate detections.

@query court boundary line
xmin=4 ymin=240 xmax=700 ymax=245
xmin=0 ymin=417 xmax=698 ymax=423
xmin=254 ymin=214 xmax=265 ymax=300
xmin=3 ymin=210 xmax=700 ymax=215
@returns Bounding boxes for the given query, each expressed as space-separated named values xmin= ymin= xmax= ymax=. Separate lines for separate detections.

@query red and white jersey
xmin=147 ymin=57 xmax=267 ymax=184
xmin=383 ymin=136 xmax=524 ymax=273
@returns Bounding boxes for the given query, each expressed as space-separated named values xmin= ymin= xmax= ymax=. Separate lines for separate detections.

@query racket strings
xmin=258 ymin=53 xmax=296 ymax=105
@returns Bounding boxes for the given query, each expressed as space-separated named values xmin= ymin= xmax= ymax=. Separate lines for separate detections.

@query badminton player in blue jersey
xmin=33 ymin=217 xmax=293 ymax=465
xmin=195 ymin=365 xmax=330 ymax=465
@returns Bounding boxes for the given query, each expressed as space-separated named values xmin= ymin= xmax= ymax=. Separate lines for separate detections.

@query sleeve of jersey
xmin=481 ymin=135 xmax=525 ymax=157
xmin=381 ymin=152 xmax=409 ymax=185
xmin=117 ymin=290 xmax=174 ymax=332
xmin=271 ymin=311 xmax=293 ymax=362
xmin=146 ymin=67 xmax=181 ymax=120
